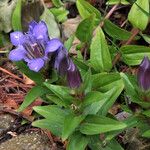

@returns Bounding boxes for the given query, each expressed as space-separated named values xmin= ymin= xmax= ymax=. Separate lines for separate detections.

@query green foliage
xmin=90 ymin=27 xmax=112 ymax=72
xmin=103 ymin=19 xmax=139 ymax=40
xmin=76 ymin=0 xmax=101 ymax=25
xmin=76 ymin=15 xmax=95 ymax=43
xmin=15 ymin=61 xmax=44 ymax=84
xmin=6 ymin=0 xmax=150 ymax=149
xmin=18 ymin=86 xmax=50 ymax=111
xmin=12 ymin=0 xmax=22 ymax=31
xmin=79 ymin=115 xmax=127 ymax=135
xmin=67 ymin=133 xmax=89 ymax=150
xmin=33 ymin=105 xmax=69 ymax=136
xmin=62 ymin=114 xmax=85 ymax=140
xmin=121 ymin=45 xmax=150 ymax=65
xmin=50 ymin=7 xmax=69 ymax=22
xmin=64 ymin=34 xmax=75 ymax=51
xmin=106 ymin=0 xmax=130 ymax=5
xmin=128 ymin=0 xmax=149 ymax=31
xmin=40 ymin=7 xmax=60 ymax=38
xmin=51 ymin=0 xmax=63 ymax=7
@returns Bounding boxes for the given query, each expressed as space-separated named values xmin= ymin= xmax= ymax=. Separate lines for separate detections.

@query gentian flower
xmin=9 ymin=20 xmax=82 ymax=88
xmin=9 ymin=21 xmax=62 ymax=72
xmin=137 ymin=56 xmax=150 ymax=91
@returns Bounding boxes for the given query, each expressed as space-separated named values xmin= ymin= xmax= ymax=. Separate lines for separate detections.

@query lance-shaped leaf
xmin=33 ymin=105 xmax=69 ymax=136
xmin=90 ymin=27 xmax=112 ymax=72
xmin=103 ymin=19 xmax=139 ymax=40
xmin=121 ymin=45 xmax=150 ymax=66
xmin=67 ymin=132 xmax=89 ymax=150
xmin=76 ymin=15 xmax=95 ymax=42
xmin=18 ymin=85 xmax=49 ymax=111
xmin=128 ymin=0 xmax=149 ymax=31
xmin=44 ymin=82 xmax=73 ymax=102
xmin=62 ymin=114 xmax=85 ymax=141
xmin=80 ymin=115 xmax=127 ymax=135
xmin=15 ymin=61 xmax=44 ymax=84
xmin=40 ymin=7 xmax=60 ymax=38
xmin=76 ymin=0 xmax=101 ymax=25
xmin=12 ymin=0 xmax=22 ymax=31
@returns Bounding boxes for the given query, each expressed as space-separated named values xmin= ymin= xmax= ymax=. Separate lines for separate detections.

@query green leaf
xmin=33 ymin=105 xmax=69 ymax=136
xmin=142 ymin=130 xmax=150 ymax=138
xmin=62 ymin=114 xmax=85 ymax=141
xmin=67 ymin=132 xmax=89 ymax=150
xmin=103 ymin=19 xmax=139 ymax=40
xmin=44 ymin=82 xmax=73 ymax=102
xmin=50 ymin=7 xmax=69 ymax=22
xmin=64 ymin=34 xmax=75 ymax=51
xmin=12 ymin=0 xmax=22 ymax=30
xmin=81 ymin=91 xmax=104 ymax=108
xmin=46 ymin=94 xmax=68 ymax=107
xmin=120 ymin=72 xmax=150 ymax=108
xmin=82 ymin=73 xmax=124 ymax=116
xmin=89 ymin=136 xmax=124 ymax=150
xmin=106 ymin=0 xmax=130 ymax=5
xmin=135 ymin=2 xmax=150 ymax=17
xmin=83 ymin=85 xmax=124 ymax=116
xmin=128 ymin=0 xmax=149 ymax=31
xmin=0 ymin=0 xmax=17 ymax=32
xmin=51 ymin=0 xmax=63 ymax=7
xmin=142 ymin=110 xmax=150 ymax=117
xmin=141 ymin=33 xmax=150 ymax=44
xmin=32 ymin=119 xmax=61 ymax=136
xmin=15 ymin=61 xmax=44 ymax=84
xmin=90 ymin=27 xmax=112 ymax=72
xmin=18 ymin=86 xmax=49 ymax=111
xmin=92 ymin=73 xmax=122 ymax=91
xmin=80 ymin=115 xmax=127 ymax=135
xmin=121 ymin=45 xmax=150 ymax=65
xmin=40 ymin=7 xmax=60 ymax=38
xmin=76 ymin=15 xmax=95 ymax=42
xmin=120 ymin=72 xmax=139 ymax=100
xmin=76 ymin=0 xmax=101 ymax=25
xmin=82 ymin=69 xmax=92 ymax=94
xmin=106 ymin=116 xmax=140 ymax=141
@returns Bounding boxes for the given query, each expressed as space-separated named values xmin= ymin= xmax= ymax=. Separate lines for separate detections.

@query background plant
xmin=1 ymin=0 xmax=150 ymax=149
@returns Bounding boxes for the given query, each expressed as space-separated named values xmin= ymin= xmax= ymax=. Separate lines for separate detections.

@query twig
xmin=112 ymin=28 xmax=140 ymax=66
xmin=0 ymin=67 xmax=23 ymax=82
xmin=100 ymin=3 xmax=119 ymax=27
xmin=93 ymin=3 xmax=119 ymax=36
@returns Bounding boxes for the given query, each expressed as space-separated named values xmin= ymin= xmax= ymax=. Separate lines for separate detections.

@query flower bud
xmin=137 ymin=56 xmax=150 ymax=91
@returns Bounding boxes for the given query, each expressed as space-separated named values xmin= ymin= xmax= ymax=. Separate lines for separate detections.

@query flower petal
xmin=33 ymin=21 xmax=49 ymax=41
xmin=10 ymin=31 xmax=24 ymax=46
xmin=9 ymin=46 xmax=26 ymax=61
xmin=54 ymin=48 xmax=68 ymax=75
xmin=45 ymin=39 xmax=63 ymax=54
xmin=28 ymin=20 xmax=38 ymax=33
xmin=137 ymin=56 xmax=150 ymax=91
xmin=27 ymin=58 xmax=44 ymax=72
xmin=67 ymin=59 xmax=82 ymax=88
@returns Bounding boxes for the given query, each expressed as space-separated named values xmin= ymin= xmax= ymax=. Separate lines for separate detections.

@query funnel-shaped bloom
xmin=137 ymin=56 xmax=150 ymax=91
xmin=9 ymin=21 xmax=63 ymax=72
xmin=9 ymin=21 xmax=82 ymax=88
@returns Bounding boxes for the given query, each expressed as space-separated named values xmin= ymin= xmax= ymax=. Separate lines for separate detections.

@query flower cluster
xmin=9 ymin=21 xmax=82 ymax=88
xmin=137 ymin=56 xmax=150 ymax=91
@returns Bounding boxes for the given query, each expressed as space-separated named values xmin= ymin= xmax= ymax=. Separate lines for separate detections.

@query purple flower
xmin=137 ymin=56 xmax=150 ymax=91
xmin=67 ymin=59 xmax=82 ymax=88
xmin=9 ymin=21 xmax=63 ymax=72
xmin=9 ymin=20 xmax=82 ymax=88
xmin=53 ymin=47 xmax=82 ymax=88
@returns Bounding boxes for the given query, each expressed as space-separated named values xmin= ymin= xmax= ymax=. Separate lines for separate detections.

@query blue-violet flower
xmin=9 ymin=21 xmax=82 ymax=88
xmin=9 ymin=21 xmax=63 ymax=72
xmin=137 ymin=56 xmax=150 ymax=91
